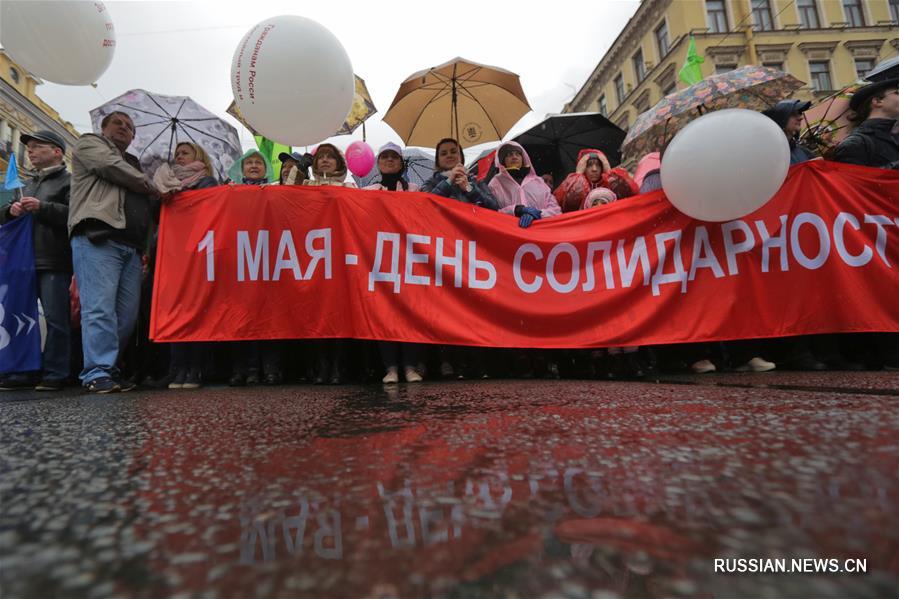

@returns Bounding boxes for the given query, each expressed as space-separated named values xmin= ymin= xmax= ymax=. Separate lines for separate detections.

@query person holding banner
xmin=153 ymin=142 xmax=219 ymax=390
xmin=488 ymin=141 xmax=560 ymax=228
xmin=833 ymin=77 xmax=899 ymax=370
xmin=421 ymin=138 xmax=497 ymax=209
xmin=364 ymin=142 xmax=424 ymax=383
xmin=0 ymin=130 xmax=72 ymax=391
xmin=69 ymin=112 xmax=158 ymax=394
xmin=421 ymin=138 xmax=498 ymax=379
xmin=226 ymin=149 xmax=284 ymax=385
xmin=553 ymin=149 xmax=614 ymax=213
xmin=304 ymin=143 xmax=357 ymax=188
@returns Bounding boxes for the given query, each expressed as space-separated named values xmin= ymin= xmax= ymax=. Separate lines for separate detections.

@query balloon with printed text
xmin=660 ymin=109 xmax=790 ymax=222
xmin=230 ymin=16 xmax=354 ymax=146
xmin=0 ymin=0 xmax=116 ymax=86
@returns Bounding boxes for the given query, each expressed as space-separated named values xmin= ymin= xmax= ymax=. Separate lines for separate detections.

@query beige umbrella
xmin=383 ymin=57 xmax=531 ymax=149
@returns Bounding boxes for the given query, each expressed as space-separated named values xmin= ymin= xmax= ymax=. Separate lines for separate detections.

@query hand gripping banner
xmin=150 ymin=162 xmax=899 ymax=348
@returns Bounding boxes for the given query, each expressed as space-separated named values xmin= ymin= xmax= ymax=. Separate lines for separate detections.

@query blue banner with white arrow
xmin=0 ymin=213 xmax=41 ymax=374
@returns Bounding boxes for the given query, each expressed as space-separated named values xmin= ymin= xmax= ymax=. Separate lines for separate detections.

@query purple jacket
xmin=488 ymin=141 xmax=561 ymax=219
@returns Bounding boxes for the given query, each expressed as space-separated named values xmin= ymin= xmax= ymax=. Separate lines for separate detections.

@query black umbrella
xmin=865 ymin=55 xmax=899 ymax=82
xmin=512 ymin=112 xmax=625 ymax=186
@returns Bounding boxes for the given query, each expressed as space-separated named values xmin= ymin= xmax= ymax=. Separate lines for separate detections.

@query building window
xmin=751 ymin=0 xmax=774 ymax=31
xmin=797 ymin=0 xmax=820 ymax=28
xmin=616 ymin=115 xmax=630 ymax=131
xmin=854 ymin=58 xmax=875 ymax=78
xmin=655 ymin=21 xmax=670 ymax=57
xmin=763 ymin=61 xmax=784 ymax=72
xmin=842 ymin=0 xmax=865 ymax=27
xmin=891 ymin=0 xmax=899 ymax=23
xmin=9 ymin=67 xmax=19 ymax=84
xmin=599 ymin=95 xmax=608 ymax=116
xmin=614 ymin=74 xmax=626 ymax=104
xmin=706 ymin=0 xmax=729 ymax=33
xmin=662 ymin=79 xmax=677 ymax=96
xmin=809 ymin=61 xmax=832 ymax=91
xmin=715 ymin=63 xmax=737 ymax=75
xmin=633 ymin=48 xmax=646 ymax=82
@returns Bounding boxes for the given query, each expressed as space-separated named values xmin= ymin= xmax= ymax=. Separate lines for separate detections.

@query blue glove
xmin=514 ymin=205 xmax=541 ymax=228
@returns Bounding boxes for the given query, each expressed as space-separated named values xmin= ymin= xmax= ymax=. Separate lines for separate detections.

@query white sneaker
xmin=404 ymin=367 xmax=422 ymax=383
xmin=382 ymin=368 xmax=399 ymax=384
xmin=735 ymin=357 xmax=776 ymax=372
xmin=691 ymin=359 xmax=716 ymax=374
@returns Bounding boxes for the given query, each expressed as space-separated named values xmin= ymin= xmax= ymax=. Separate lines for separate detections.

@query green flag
xmin=254 ymin=135 xmax=290 ymax=181
xmin=678 ymin=36 xmax=705 ymax=86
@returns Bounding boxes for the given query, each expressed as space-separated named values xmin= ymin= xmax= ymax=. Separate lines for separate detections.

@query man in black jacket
xmin=832 ymin=78 xmax=899 ymax=370
xmin=832 ymin=78 xmax=899 ymax=168
xmin=0 ymin=130 xmax=72 ymax=390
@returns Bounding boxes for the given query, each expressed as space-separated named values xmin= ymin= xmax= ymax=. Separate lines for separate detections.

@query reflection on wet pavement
xmin=1 ymin=378 xmax=898 ymax=598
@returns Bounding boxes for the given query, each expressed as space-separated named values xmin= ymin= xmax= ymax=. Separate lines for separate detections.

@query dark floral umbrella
xmin=621 ymin=66 xmax=805 ymax=160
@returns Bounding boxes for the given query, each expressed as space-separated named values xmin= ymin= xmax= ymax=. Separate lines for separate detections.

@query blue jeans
xmin=71 ymin=236 xmax=142 ymax=384
xmin=38 ymin=271 xmax=72 ymax=381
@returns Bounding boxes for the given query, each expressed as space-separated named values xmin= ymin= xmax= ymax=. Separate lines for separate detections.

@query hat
xmin=377 ymin=142 xmax=403 ymax=159
xmin=583 ymin=187 xmax=617 ymax=209
xmin=849 ymin=77 xmax=899 ymax=112
xmin=761 ymin=100 xmax=812 ymax=130
xmin=20 ymin=130 xmax=66 ymax=151
xmin=278 ymin=151 xmax=305 ymax=163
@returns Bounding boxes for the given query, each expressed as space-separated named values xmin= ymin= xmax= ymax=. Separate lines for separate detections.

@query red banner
xmin=150 ymin=161 xmax=899 ymax=347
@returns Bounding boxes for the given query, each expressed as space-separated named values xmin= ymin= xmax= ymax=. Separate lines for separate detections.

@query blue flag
xmin=3 ymin=153 xmax=24 ymax=190
xmin=0 ymin=214 xmax=41 ymax=374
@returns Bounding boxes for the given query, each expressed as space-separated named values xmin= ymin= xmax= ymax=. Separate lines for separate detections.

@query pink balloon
xmin=346 ymin=141 xmax=375 ymax=177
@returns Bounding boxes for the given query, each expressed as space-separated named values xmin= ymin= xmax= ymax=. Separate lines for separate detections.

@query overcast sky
xmin=25 ymin=0 xmax=640 ymax=157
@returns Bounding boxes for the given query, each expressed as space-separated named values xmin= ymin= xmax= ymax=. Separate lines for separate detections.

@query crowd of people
xmin=1 ymin=76 xmax=898 ymax=393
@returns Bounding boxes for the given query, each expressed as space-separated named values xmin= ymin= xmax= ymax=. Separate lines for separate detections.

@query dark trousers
xmin=170 ymin=342 xmax=205 ymax=373
xmin=38 ymin=271 xmax=71 ymax=381
xmin=379 ymin=342 xmax=423 ymax=370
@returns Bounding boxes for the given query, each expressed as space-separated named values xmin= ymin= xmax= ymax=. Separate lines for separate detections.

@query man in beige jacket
xmin=69 ymin=111 xmax=157 ymax=393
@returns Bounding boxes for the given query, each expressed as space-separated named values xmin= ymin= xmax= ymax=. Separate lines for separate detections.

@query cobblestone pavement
xmin=1 ymin=374 xmax=897 ymax=598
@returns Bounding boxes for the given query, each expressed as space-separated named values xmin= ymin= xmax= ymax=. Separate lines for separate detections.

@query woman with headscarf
xmin=226 ymin=150 xmax=285 ymax=386
xmin=363 ymin=142 xmax=424 ymax=383
xmin=488 ymin=141 xmax=560 ymax=228
xmin=153 ymin=142 xmax=219 ymax=389
xmin=553 ymin=149 xmax=613 ymax=213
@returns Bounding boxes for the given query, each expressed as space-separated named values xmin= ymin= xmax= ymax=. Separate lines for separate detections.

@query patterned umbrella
xmin=352 ymin=147 xmax=435 ymax=188
xmin=621 ymin=66 xmax=805 ymax=160
xmin=799 ymin=82 xmax=866 ymax=154
xmin=91 ymin=89 xmax=241 ymax=181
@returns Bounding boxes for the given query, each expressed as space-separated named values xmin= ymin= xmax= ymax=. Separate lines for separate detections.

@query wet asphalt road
xmin=1 ymin=373 xmax=898 ymax=599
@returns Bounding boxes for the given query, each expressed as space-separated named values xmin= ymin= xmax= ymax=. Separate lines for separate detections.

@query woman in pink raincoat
xmin=488 ymin=141 xmax=561 ymax=228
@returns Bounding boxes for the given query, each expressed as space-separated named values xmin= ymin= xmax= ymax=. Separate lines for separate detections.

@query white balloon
xmin=230 ymin=16 xmax=354 ymax=146
xmin=0 ymin=1 xmax=115 ymax=86
xmin=660 ymin=109 xmax=790 ymax=222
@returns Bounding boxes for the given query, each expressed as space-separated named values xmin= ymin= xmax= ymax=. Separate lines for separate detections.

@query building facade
xmin=565 ymin=0 xmax=898 ymax=139
xmin=0 ymin=50 xmax=80 ymax=181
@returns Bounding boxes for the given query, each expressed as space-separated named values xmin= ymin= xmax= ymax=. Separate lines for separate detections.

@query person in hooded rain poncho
xmin=553 ymin=149 xmax=615 ymax=213
xmin=488 ymin=141 xmax=560 ymax=228
xmin=225 ymin=150 xmax=287 ymax=387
